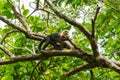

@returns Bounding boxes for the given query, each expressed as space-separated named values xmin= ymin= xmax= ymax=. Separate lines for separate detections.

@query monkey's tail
xmin=38 ymin=39 xmax=45 ymax=50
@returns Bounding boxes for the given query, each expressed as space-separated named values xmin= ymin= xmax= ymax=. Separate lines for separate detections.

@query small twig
xmin=93 ymin=7 xmax=100 ymax=22
xmin=63 ymin=64 xmax=90 ymax=77
xmin=32 ymin=43 xmax=36 ymax=54
xmin=95 ymin=71 xmax=106 ymax=78
xmin=106 ymin=1 xmax=120 ymax=13
xmin=1 ymin=30 xmax=18 ymax=44
xmin=38 ymin=8 xmax=55 ymax=15
xmin=30 ymin=58 xmax=44 ymax=80
xmin=46 ymin=13 xmax=49 ymax=27
xmin=92 ymin=7 xmax=100 ymax=37
xmin=41 ymin=12 xmax=50 ymax=34
xmin=27 ymin=10 xmax=36 ymax=18
xmin=90 ymin=70 xmax=95 ymax=80
xmin=27 ymin=4 xmax=55 ymax=18
xmin=7 ymin=43 xmax=33 ymax=54
xmin=36 ymin=0 xmax=40 ymax=9
xmin=29 ymin=2 xmax=37 ymax=9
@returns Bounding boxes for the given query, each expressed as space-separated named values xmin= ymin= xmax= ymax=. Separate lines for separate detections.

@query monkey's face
xmin=63 ymin=30 xmax=69 ymax=37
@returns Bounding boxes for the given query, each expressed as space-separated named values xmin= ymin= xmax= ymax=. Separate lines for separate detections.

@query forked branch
xmin=7 ymin=0 xmax=31 ymax=32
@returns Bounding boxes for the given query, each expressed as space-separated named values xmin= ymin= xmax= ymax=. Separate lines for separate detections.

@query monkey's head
xmin=60 ymin=30 xmax=69 ymax=38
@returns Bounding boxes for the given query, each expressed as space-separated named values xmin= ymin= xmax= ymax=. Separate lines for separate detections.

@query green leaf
xmin=0 ymin=0 xmax=6 ymax=13
xmin=3 ymin=3 xmax=11 ymax=10
xmin=21 ymin=4 xmax=25 ymax=10
xmin=1 ymin=75 xmax=14 ymax=80
xmin=23 ymin=9 xmax=29 ymax=16
xmin=2 ymin=11 xmax=14 ymax=19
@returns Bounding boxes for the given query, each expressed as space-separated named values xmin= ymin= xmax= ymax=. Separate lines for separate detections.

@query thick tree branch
xmin=90 ymin=38 xmax=99 ymax=57
xmin=27 ymin=7 xmax=55 ymax=18
xmin=0 ymin=44 xmax=15 ymax=57
xmin=0 ymin=16 xmax=44 ymax=40
xmin=0 ymin=54 xmax=42 ymax=65
xmin=98 ymin=55 xmax=120 ymax=74
xmin=0 ymin=49 xmax=119 ymax=76
xmin=113 ymin=61 xmax=120 ymax=67
xmin=41 ymin=50 xmax=94 ymax=63
xmin=0 ymin=50 xmax=92 ymax=65
xmin=45 ymin=0 xmax=92 ymax=40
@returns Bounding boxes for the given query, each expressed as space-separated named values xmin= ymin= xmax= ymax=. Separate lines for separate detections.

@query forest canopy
xmin=0 ymin=0 xmax=120 ymax=80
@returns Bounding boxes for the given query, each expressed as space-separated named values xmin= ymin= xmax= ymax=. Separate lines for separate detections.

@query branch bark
xmin=99 ymin=55 xmax=120 ymax=74
xmin=0 ymin=50 xmax=92 ymax=65
xmin=0 ymin=44 xmax=15 ymax=57
xmin=0 ymin=49 xmax=119 ymax=76
xmin=41 ymin=50 xmax=94 ymax=63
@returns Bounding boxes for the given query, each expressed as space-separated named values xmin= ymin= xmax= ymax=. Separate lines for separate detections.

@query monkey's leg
xmin=51 ymin=41 xmax=61 ymax=50
xmin=42 ymin=37 xmax=50 ymax=50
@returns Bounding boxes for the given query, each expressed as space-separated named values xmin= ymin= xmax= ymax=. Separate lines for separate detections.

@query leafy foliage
xmin=0 ymin=0 xmax=120 ymax=80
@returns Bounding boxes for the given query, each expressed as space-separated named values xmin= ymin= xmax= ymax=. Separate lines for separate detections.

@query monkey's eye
xmin=61 ymin=36 xmax=66 ymax=38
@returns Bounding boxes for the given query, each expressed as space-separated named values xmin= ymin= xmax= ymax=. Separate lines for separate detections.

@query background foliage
xmin=0 ymin=0 xmax=120 ymax=80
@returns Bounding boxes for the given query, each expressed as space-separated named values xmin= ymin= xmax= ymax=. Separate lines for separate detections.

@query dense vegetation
xmin=0 ymin=0 xmax=120 ymax=80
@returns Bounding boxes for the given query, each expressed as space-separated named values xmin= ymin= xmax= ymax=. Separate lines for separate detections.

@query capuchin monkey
xmin=38 ymin=30 xmax=74 ymax=50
